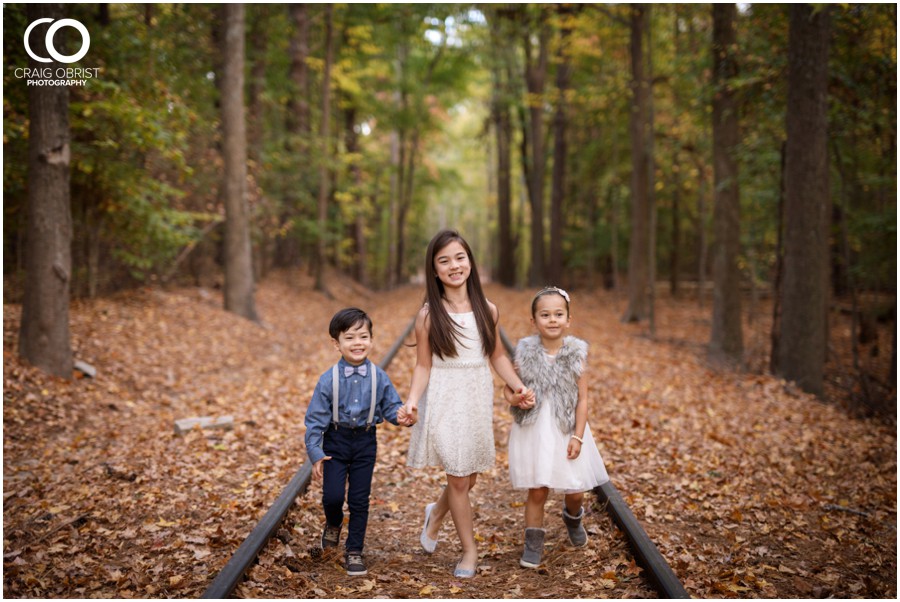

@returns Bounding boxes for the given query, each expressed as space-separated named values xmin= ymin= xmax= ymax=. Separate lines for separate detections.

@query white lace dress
xmin=407 ymin=312 xmax=496 ymax=477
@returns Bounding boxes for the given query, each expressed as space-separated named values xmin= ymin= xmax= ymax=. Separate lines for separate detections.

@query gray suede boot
xmin=562 ymin=507 xmax=587 ymax=546
xmin=519 ymin=528 xmax=545 ymax=568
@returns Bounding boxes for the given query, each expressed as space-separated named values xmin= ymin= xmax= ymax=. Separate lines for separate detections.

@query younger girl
xmin=505 ymin=286 xmax=609 ymax=568
xmin=400 ymin=229 xmax=534 ymax=578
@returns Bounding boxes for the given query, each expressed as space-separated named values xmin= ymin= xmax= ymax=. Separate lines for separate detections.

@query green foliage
xmin=2 ymin=3 xmax=894 ymax=298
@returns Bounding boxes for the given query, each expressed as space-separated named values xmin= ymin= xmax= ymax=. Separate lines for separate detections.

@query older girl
xmin=399 ymin=229 xmax=533 ymax=578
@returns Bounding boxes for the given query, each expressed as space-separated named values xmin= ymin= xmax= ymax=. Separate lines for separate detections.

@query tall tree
xmin=342 ymin=98 xmax=367 ymax=286
xmin=488 ymin=8 xmax=516 ymax=287
xmin=221 ymin=3 xmax=259 ymax=321
xmin=314 ymin=4 xmax=335 ymax=293
xmin=776 ymin=4 xmax=830 ymax=396
xmin=275 ymin=4 xmax=312 ymax=268
xmin=523 ymin=6 xmax=549 ymax=286
xmin=623 ymin=4 xmax=653 ymax=322
xmin=287 ymin=4 xmax=311 ymax=143
xmin=18 ymin=3 xmax=73 ymax=378
xmin=709 ymin=3 xmax=744 ymax=362
xmin=246 ymin=5 xmax=269 ymax=166
xmin=548 ymin=4 xmax=574 ymax=285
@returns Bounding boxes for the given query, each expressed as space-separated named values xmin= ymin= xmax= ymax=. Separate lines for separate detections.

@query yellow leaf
xmin=474 ymin=533 xmax=485 ymax=542
xmin=157 ymin=518 xmax=178 ymax=527
xmin=419 ymin=585 xmax=434 ymax=596
xmin=389 ymin=502 xmax=400 ymax=512
xmin=357 ymin=579 xmax=376 ymax=592
xmin=727 ymin=583 xmax=750 ymax=592
xmin=169 ymin=575 xmax=183 ymax=586
xmin=449 ymin=586 xmax=462 ymax=593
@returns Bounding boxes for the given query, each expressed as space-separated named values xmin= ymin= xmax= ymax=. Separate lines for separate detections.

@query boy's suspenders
xmin=331 ymin=362 xmax=378 ymax=430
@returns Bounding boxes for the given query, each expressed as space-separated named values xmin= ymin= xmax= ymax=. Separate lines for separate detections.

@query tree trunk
xmin=386 ymin=36 xmax=407 ymax=290
xmin=670 ymin=164 xmax=681 ymax=297
xmin=549 ymin=4 xmax=573 ymax=285
xmin=18 ymin=3 xmax=74 ymax=378
xmin=710 ymin=3 xmax=744 ymax=362
xmin=276 ymin=3 xmax=311 ymax=268
xmin=314 ymin=4 xmax=334 ymax=293
xmin=623 ymin=4 xmax=652 ymax=322
xmin=287 ymin=4 xmax=311 ymax=143
xmin=247 ymin=6 xmax=270 ymax=279
xmin=86 ymin=204 xmax=100 ymax=299
xmin=694 ymin=152 xmax=709 ymax=308
xmin=524 ymin=8 xmax=548 ymax=286
xmin=609 ymin=185 xmax=619 ymax=291
xmin=344 ymin=105 xmax=368 ymax=286
xmin=221 ymin=3 xmax=259 ymax=321
xmin=669 ymin=9 xmax=682 ymax=298
xmin=769 ymin=141 xmax=787 ymax=374
xmin=387 ymin=126 xmax=401 ymax=289
xmin=489 ymin=11 xmax=516 ymax=287
xmin=777 ymin=4 xmax=830 ymax=397
xmin=393 ymin=31 xmax=445 ymax=287
xmin=247 ymin=5 xmax=268 ymax=167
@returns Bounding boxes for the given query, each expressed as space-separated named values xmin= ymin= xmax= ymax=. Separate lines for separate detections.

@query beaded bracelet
xmin=571 ymin=435 xmax=584 ymax=444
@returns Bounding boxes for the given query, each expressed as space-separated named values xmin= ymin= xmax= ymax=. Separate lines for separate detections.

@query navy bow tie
xmin=344 ymin=364 xmax=367 ymax=377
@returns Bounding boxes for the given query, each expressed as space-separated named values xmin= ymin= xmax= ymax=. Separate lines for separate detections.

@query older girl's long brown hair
xmin=424 ymin=230 xmax=497 ymax=360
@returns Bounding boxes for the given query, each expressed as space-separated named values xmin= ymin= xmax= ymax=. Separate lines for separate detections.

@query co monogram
xmin=24 ymin=18 xmax=90 ymax=64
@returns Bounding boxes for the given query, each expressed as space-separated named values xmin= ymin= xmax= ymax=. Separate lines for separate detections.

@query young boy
xmin=304 ymin=307 xmax=405 ymax=576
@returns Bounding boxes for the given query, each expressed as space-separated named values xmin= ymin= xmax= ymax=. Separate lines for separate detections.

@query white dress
xmin=508 ymin=352 xmax=609 ymax=493
xmin=407 ymin=312 xmax=496 ymax=477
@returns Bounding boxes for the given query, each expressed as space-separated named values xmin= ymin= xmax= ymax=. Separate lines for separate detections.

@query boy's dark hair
xmin=329 ymin=307 xmax=373 ymax=340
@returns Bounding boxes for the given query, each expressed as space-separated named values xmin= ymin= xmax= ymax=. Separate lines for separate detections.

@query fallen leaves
xmin=2 ymin=271 xmax=896 ymax=599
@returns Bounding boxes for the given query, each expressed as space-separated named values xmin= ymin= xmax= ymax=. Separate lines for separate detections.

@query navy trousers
xmin=321 ymin=425 xmax=377 ymax=553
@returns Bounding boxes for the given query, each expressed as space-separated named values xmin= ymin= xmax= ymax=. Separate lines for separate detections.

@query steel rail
xmin=500 ymin=327 xmax=688 ymax=598
xmin=205 ymin=319 xmax=687 ymax=598
xmin=202 ymin=315 xmax=417 ymax=599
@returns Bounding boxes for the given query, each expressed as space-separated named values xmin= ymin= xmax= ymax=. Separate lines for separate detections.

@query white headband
xmin=533 ymin=286 xmax=570 ymax=304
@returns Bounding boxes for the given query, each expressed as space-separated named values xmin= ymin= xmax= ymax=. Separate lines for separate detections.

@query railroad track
xmin=203 ymin=319 xmax=688 ymax=598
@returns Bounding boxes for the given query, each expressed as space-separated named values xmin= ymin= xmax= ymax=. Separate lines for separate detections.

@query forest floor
xmin=2 ymin=268 xmax=896 ymax=599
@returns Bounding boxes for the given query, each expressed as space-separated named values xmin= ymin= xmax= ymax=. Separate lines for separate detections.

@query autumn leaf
xmin=2 ymin=275 xmax=895 ymax=600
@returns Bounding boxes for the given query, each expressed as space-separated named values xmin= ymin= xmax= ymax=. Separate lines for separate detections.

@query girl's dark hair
xmin=530 ymin=286 xmax=570 ymax=317
xmin=329 ymin=307 xmax=373 ymax=340
xmin=424 ymin=230 xmax=496 ymax=359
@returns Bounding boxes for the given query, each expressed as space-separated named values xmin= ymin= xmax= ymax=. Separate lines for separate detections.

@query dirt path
xmin=3 ymin=271 xmax=895 ymax=598
xmin=236 ymin=338 xmax=658 ymax=599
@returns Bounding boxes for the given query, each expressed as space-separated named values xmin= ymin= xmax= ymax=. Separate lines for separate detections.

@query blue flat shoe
xmin=453 ymin=562 xmax=475 ymax=579
xmin=420 ymin=503 xmax=437 ymax=554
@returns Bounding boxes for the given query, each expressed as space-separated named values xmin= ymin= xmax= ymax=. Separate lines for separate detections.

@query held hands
xmin=502 ymin=384 xmax=535 ymax=409
xmin=503 ymin=385 xmax=535 ymax=410
xmin=514 ymin=386 xmax=536 ymax=410
xmin=397 ymin=403 xmax=417 ymax=427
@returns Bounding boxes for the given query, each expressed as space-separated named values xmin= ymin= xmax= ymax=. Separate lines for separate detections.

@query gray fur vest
xmin=510 ymin=335 xmax=587 ymax=434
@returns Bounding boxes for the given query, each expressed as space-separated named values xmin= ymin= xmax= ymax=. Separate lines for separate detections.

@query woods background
xmin=3 ymin=4 xmax=896 ymax=413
